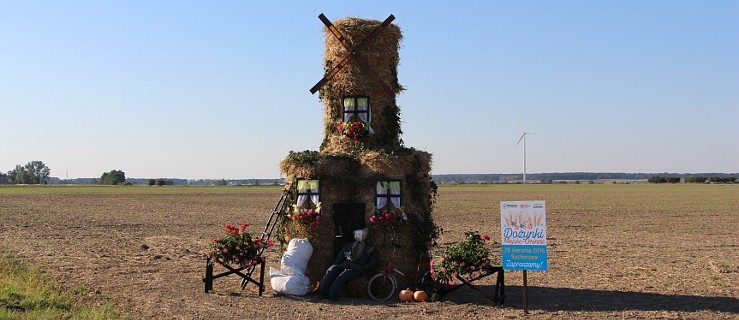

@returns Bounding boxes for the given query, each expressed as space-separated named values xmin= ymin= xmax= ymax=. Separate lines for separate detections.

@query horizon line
xmin=51 ymin=171 xmax=739 ymax=180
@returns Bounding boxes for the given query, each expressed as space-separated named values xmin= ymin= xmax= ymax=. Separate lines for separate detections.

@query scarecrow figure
xmin=315 ymin=228 xmax=377 ymax=300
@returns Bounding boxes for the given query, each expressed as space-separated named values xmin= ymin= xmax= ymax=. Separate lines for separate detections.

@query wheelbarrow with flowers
xmin=202 ymin=190 xmax=288 ymax=294
xmin=202 ymin=223 xmax=275 ymax=295
xmin=430 ymin=231 xmax=505 ymax=304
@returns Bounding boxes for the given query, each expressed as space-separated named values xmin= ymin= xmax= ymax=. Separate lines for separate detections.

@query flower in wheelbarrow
xmin=432 ymin=231 xmax=497 ymax=285
xmin=205 ymin=223 xmax=268 ymax=267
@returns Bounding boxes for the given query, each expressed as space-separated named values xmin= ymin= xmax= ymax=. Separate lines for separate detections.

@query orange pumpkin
xmin=399 ymin=289 xmax=414 ymax=302
xmin=413 ymin=290 xmax=428 ymax=302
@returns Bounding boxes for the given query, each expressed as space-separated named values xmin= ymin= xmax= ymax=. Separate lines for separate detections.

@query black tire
xmin=367 ymin=272 xmax=397 ymax=301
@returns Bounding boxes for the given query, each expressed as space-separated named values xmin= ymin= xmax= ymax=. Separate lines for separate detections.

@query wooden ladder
xmin=239 ymin=187 xmax=292 ymax=289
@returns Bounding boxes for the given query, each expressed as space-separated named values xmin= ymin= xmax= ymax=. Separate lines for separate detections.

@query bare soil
xmin=1 ymin=184 xmax=737 ymax=319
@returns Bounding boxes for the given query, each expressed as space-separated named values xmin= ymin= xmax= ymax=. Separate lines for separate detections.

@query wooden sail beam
xmin=309 ymin=14 xmax=396 ymax=97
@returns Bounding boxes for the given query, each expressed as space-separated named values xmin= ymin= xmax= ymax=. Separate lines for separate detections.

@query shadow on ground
xmin=438 ymin=284 xmax=738 ymax=314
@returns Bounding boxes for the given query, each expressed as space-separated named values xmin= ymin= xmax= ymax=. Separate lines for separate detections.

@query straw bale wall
xmin=319 ymin=17 xmax=404 ymax=153
xmin=278 ymin=148 xmax=436 ymax=295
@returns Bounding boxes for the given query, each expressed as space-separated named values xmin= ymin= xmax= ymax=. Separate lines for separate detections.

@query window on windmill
xmin=343 ymin=97 xmax=370 ymax=123
xmin=296 ymin=178 xmax=320 ymax=209
xmin=375 ymin=180 xmax=401 ymax=211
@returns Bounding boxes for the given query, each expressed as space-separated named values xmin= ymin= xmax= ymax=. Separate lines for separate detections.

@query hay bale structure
xmin=277 ymin=14 xmax=439 ymax=296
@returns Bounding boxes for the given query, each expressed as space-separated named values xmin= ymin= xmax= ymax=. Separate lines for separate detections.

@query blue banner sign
xmin=500 ymin=201 xmax=548 ymax=271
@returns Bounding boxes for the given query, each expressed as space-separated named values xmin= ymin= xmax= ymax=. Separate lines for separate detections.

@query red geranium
xmin=204 ymin=223 xmax=272 ymax=267
xmin=369 ymin=207 xmax=402 ymax=226
xmin=291 ymin=207 xmax=321 ymax=229
xmin=337 ymin=120 xmax=369 ymax=141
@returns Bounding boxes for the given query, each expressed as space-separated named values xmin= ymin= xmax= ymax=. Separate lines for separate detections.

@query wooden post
xmin=204 ymin=258 xmax=213 ymax=293
xmin=495 ymin=268 xmax=505 ymax=305
xmin=523 ymin=270 xmax=529 ymax=314
xmin=259 ymin=258 xmax=266 ymax=296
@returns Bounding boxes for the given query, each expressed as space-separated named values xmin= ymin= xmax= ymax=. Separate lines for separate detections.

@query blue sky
xmin=1 ymin=1 xmax=737 ymax=179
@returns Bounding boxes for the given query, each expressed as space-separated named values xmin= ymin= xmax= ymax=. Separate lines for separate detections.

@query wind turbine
xmin=515 ymin=128 xmax=536 ymax=182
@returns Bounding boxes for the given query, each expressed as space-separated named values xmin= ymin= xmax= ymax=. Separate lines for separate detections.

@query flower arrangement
xmin=291 ymin=206 xmax=322 ymax=229
xmin=369 ymin=207 xmax=403 ymax=226
xmin=337 ymin=120 xmax=369 ymax=141
xmin=432 ymin=231 xmax=494 ymax=286
xmin=204 ymin=223 xmax=274 ymax=267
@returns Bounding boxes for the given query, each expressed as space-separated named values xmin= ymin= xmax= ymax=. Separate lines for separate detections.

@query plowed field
xmin=1 ymin=184 xmax=737 ymax=319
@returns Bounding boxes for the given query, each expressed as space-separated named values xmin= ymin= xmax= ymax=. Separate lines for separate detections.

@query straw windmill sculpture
xmin=277 ymin=13 xmax=439 ymax=296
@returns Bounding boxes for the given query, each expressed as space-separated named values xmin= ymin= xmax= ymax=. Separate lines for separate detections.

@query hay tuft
xmin=359 ymin=149 xmax=432 ymax=178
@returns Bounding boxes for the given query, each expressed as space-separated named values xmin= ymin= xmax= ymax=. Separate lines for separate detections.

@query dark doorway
xmin=332 ymin=203 xmax=366 ymax=257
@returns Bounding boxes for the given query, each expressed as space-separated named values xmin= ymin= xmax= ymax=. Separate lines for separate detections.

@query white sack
xmin=281 ymin=238 xmax=312 ymax=276
xmin=270 ymin=267 xmax=311 ymax=296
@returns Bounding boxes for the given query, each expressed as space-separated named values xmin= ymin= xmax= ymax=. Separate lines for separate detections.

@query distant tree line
xmin=1 ymin=161 xmax=51 ymax=184
xmin=648 ymin=176 xmax=682 ymax=183
xmin=1 ymin=163 xmax=284 ymax=186
xmin=649 ymin=175 xmax=737 ymax=184
xmin=707 ymin=176 xmax=736 ymax=183
xmin=100 ymin=170 xmax=126 ymax=185
xmin=4 ymin=165 xmax=736 ymax=186
xmin=432 ymin=172 xmax=738 ymax=184
xmin=0 ymin=162 xmax=129 ymax=186
xmin=41 ymin=177 xmax=282 ymax=186
xmin=148 ymin=178 xmax=174 ymax=186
